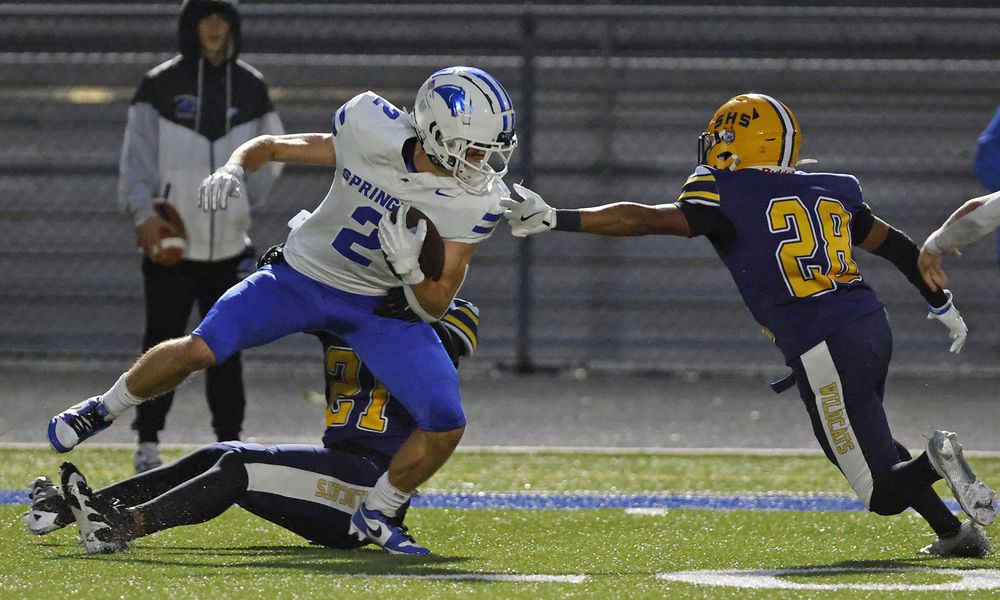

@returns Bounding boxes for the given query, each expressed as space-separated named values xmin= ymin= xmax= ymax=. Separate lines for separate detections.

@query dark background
xmin=1 ymin=2 xmax=998 ymax=450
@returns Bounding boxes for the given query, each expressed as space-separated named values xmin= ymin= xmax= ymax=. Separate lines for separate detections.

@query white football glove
xmin=927 ymin=289 xmax=968 ymax=354
xmin=198 ymin=164 xmax=245 ymax=212
xmin=379 ymin=205 xmax=426 ymax=285
xmin=500 ymin=183 xmax=556 ymax=237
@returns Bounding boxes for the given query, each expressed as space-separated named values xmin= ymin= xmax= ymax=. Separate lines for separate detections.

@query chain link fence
xmin=2 ymin=3 xmax=1000 ymax=376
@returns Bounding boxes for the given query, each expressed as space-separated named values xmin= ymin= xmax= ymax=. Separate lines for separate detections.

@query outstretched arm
xmin=501 ymin=184 xmax=691 ymax=237
xmin=919 ymin=191 xmax=1000 ymax=289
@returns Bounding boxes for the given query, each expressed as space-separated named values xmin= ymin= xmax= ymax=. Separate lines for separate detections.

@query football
xmin=386 ymin=205 xmax=445 ymax=281
xmin=151 ymin=202 xmax=186 ymax=267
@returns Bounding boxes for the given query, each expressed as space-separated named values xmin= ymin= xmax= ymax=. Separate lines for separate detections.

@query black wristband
xmin=871 ymin=226 xmax=948 ymax=308
xmin=553 ymin=209 xmax=581 ymax=232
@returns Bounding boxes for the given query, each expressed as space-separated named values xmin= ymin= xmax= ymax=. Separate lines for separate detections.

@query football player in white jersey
xmin=919 ymin=190 xmax=1000 ymax=292
xmin=47 ymin=66 xmax=517 ymax=555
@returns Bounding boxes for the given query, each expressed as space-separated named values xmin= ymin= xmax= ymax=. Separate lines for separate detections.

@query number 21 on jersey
xmin=324 ymin=346 xmax=389 ymax=433
xmin=768 ymin=196 xmax=860 ymax=298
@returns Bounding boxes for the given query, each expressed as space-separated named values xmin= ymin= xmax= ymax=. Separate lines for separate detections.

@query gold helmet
xmin=698 ymin=93 xmax=801 ymax=170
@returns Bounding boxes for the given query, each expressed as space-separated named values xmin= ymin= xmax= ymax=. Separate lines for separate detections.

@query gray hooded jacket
xmin=118 ymin=0 xmax=284 ymax=261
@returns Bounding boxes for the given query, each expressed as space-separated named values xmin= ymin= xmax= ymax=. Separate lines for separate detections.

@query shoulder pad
xmin=678 ymin=167 xmax=721 ymax=206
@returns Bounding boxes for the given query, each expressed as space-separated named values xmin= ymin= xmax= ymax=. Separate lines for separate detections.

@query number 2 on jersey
xmin=331 ymin=206 xmax=383 ymax=267
xmin=768 ymin=196 xmax=860 ymax=298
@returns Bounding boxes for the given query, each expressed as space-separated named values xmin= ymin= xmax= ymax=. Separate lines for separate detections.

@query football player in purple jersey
xmin=24 ymin=299 xmax=479 ymax=554
xmin=502 ymin=93 xmax=995 ymax=558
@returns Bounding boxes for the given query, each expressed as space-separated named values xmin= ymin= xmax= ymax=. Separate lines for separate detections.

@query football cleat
xmin=48 ymin=396 xmax=114 ymax=453
xmin=926 ymin=430 xmax=997 ymax=527
xmin=22 ymin=476 xmax=73 ymax=535
xmin=134 ymin=442 xmax=163 ymax=474
xmin=920 ymin=521 xmax=992 ymax=558
xmin=348 ymin=503 xmax=430 ymax=555
xmin=60 ymin=462 xmax=130 ymax=554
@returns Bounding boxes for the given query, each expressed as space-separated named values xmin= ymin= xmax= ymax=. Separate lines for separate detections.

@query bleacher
xmin=2 ymin=2 xmax=999 ymax=374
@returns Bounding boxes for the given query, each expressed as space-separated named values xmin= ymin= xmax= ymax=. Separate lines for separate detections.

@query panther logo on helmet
xmin=432 ymin=85 xmax=469 ymax=117
xmin=410 ymin=66 xmax=517 ymax=194
xmin=698 ymin=93 xmax=801 ymax=171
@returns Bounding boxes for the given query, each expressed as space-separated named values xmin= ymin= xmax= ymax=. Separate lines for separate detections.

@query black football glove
xmin=255 ymin=243 xmax=285 ymax=270
xmin=374 ymin=287 xmax=421 ymax=322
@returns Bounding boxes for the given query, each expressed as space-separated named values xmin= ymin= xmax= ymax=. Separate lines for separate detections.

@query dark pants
xmin=99 ymin=441 xmax=399 ymax=548
xmin=134 ymin=255 xmax=245 ymax=443
xmin=790 ymin=309 xmax=958 ymax=536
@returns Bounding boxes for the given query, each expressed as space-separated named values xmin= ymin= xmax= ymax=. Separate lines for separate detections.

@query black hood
xmin=178 ymin=0 xmax=241 ymax=63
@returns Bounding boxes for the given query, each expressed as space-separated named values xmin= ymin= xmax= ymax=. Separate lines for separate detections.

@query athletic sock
xmin=365 ymin=472 xmax=410 ymax=517
xmin=910 ymin=487 xmax=962 ymax=538
xmin=889 ymin=451 xmax=961 ymax=538
xmin=100 ymin=373 xmax=148 ymax=418
xmin=891 ymin=453 xmax=942 ymax=490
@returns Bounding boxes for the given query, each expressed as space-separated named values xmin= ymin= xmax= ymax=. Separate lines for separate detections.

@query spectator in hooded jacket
xmin=117 ymin=0 xmax=284 ymax=473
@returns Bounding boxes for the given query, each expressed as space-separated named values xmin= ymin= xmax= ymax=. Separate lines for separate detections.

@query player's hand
xmin=255 ymin=243 xmax=285 ymax=270
xmin=198 ymin=163 xmax=245 ymax=212
xmin=918 ymin=244 xmax=961 ymax=292
xmin=918 ymin=247 xmax=947 ymax=292
xmin=379 ymin=205 xmax=426 ymax=285
xmin=134 ymin=211 xmax=177 ymax=257
xmin=927 ymin=289 xmax=968 ymax=353
xmin=501 ymin=183 xmax=555 ymax=237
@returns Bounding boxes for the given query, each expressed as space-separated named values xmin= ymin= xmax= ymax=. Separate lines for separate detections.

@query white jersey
xmin=924 ymin=190 xmax=1000 ymax=254
xmin=283 ymin=92 xmax=507 ymax=295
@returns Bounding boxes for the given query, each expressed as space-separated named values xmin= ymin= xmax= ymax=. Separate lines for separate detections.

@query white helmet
xmin=411 ymin=66 xmax=517 ymax=194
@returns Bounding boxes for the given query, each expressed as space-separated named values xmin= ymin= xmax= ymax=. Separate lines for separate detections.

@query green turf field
xmin=3 ymin=448 xmax=999 ymax=599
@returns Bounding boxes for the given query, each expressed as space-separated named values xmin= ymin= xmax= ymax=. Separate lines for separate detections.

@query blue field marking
xmin=2 ymin=489 xmax=961 ymax=513
xmin=412 ymin=492 xmax=959 ymax=513
xmin=3 ymin=491 xmax=28 ymax=504
xmin=410 ymin=492 xmax=870 ymax=511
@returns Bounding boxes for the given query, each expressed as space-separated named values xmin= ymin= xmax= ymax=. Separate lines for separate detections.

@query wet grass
xmin=3 ymin=448 xmax=998 ymax=599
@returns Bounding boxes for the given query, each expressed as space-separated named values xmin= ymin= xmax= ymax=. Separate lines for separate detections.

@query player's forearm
xmin=869 ymin=222 xmax=948 ymax=308
xmin=925 ymin=192 xmax=1000 ymax=253
xmin=576 ymin=203 xmax=689 ymax=236
xmin=404 ymin=281 xmax=453 ymax=321
xmin=404 ymin=259 xmax=469 ymax=321
xmin=228 ymin=134 xmax=335 ymax=173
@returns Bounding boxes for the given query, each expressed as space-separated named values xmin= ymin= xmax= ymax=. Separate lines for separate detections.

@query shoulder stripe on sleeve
xmin=684 ymin=174 xmax=716 ymax=186
xmin=677 ymin=191 xmax=720 ymax=205
xmin=331 ymin=106 xmax=347 ymax=136
xmin=677 ymin=166 xmax=721 ymax=205
xmin=441 ymin=313 xmax=478 ymax=352
xmin=472 ymin=211 xmax=503 ymax=234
